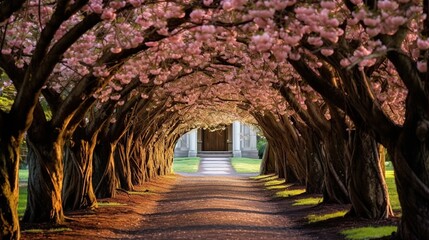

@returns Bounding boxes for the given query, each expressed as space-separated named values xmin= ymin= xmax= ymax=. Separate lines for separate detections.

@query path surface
xmin=130 ymin=176 xmax=310 ymax=239
xmin=125 ymin=157 xmax=311 ymax=239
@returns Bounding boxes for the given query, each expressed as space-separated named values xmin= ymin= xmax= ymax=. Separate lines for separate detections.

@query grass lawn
xmin=385 ymin=164 xmax=401 ymax=212
xmin=172 ymin=157 xmax=201 ymax=173
xmin=19 ymin=169 xmax=29 ymax=181
xmin=19 ymin=186 xmax=27 ymax=217
xmin=230 ymin=157 xmax=261 ymax=173
xmin=341 ymin=226 xmax=397 ymax=240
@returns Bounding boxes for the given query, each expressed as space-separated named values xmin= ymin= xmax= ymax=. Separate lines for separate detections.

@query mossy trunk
xmin=23 ymin=137 xmax=65 ymax=223
xmin=348 ymin=129 xmax=393 ymax=219
xmin=0 ymin=136 xmax=20 ymax=239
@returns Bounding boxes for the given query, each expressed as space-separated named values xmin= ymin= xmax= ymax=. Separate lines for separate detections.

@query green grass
xmin=341 ymin=226 xmax=397 ymax=239
xmin=18 ymin=186 xmax=27 ymax=217
xmin=385 ymin=168 xmax=401 ymax=212
xmin=230 ymin=158 xmax=261 ymax=173
xmin=307 ymin=210 xmax=348 ymax=223
xmin=19 ymin=169 xmax=29 ymax=181
xmin=293 ymin=197 xmax=323 ymax=206
xmin=172 ymin=157 xmax=200 ymax=173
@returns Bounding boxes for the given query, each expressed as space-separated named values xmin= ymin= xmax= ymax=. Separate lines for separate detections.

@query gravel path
xmin=127 ymin=174 xmax=312 ymax=239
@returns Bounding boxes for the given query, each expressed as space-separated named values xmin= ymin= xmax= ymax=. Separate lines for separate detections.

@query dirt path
xmin=124 ymin=176 xmax=310 ymax=240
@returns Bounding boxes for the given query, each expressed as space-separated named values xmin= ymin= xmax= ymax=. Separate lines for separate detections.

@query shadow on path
xmin=119 ymin=176 xmax=312 ymax=239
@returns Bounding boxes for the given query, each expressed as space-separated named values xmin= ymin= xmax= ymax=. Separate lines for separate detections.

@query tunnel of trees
xmin=0 ymin=0 xmax=428 ymax=239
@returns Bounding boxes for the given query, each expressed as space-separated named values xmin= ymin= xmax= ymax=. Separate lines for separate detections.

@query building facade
xmin=174 ymin=121 xmax=258 ymax=158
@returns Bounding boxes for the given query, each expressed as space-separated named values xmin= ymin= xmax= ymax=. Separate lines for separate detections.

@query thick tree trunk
xmin=260 ymin=143 xmax=276 ymax=174
xmin=348 ymin=129 xmax=393 ymax=219
xmin=93 ymin=142 xmax=117 ymax=199
xmin=0 ymin=137 xmax=20 ymax=239
xmin=305 ymin=133 xmax=324 ymax=194
xmin=321 ymin=129 xmax=350 ymax=204
xmin=62 ymin=136 xmax=97 ymax=211
xmin=115 ymin=139 xmax=133 ymax=191
xmin=130 ymin=144 xmax=146 ymax=185
xmin=392 ymin=124 xmax=429 ymax=239
xmin=23 ymin=137 xmax=65 ymax=223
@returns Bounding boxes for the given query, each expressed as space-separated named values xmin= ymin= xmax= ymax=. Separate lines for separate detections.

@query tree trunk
xmin=321 ymin=128 xmax=350 ymax=204
xmin=305 ymin=133 xmax=324 ymax=194
xmin=130 ymin=144 xmax=146 ymax=185
xmin=347 ymin=129 xmax=393 ymax=219
xmin=0 ymin=137 xmax=20 ymax=239
xmin=93 ymin=142 xmax=117 ymax=199
xmin=114 ymin=139 xmax=133 ymax=191
xmin=260 ymin=143 xmax=276 ymax=174
xmin=392 ymin=122 xmax=429 ymax=239
xmin=62 ymin=135 xmax=97 ymax=211
xmin=23 ymin=137 xmax=65 ymax=223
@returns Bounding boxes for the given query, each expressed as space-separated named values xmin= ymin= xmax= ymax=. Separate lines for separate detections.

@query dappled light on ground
xmin=341 ymin=226 xmax=397 ymax=240
xmin=307 ymin=211 xmax=348 ymax=224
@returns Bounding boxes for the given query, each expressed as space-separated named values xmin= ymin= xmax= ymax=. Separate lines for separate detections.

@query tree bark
xmin=348 ymin=129 xmax=393 ymax=219
xmin=0 ymin=136 xmax=20 ymax=239
xmin=114 ymin=137 xmax=133 ymax=191
xmin=260 ymin=143 xmax=276 ymax=174
xmin=93 ymin=142 xmax=117 ymax=199
xmin=392 ymin=121 xmax=429 ymax=239
xmin=23 ymin=137 xmax=65 ymax=223
xmin=321 ymin=125 xmax=350 ymax=204
xmin=130 ymin=143 xmax=146 ymax=185
xmin=62 ymin=132 xmax=97 ymax=211
xmin=304 ymin=130 xmax=324 ymax=194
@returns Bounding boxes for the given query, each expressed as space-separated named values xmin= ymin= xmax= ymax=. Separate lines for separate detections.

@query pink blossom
xmin=366 ymin=27 xmax=381 ymax=37
xmin=340 ymin=58 xmax=351 ymax=67
xmin=90 ymin=3 xmax=103 ymax=14
xmin=307 ymin=37 xmax=323 ymax=47
xmin=417 ymin=38 xmax=429 ymax=50
xmin=129 ymin=0 xmax=141 ymax=7
xmin=249 ymin=10 xmax=275 ymax=19
xmin=1 ymin=48 xmax=12 ymax=54
xmin=190 ymin=9 xmax=206 ymax=23
xmin=320 ymin=1 xmax=336 ymax=10
xmin=377 ymin=0 xmax=399 ymax=11
xmin=203 ymin=0 xmax=213 ymax=6
xmin=350 ymin=0 xmax=363 ymax=5
xmin=363 ymin=17 xmax=380 ymax=27
xmin=110 ymin=47 xmax=122 ymax=54
xmin=251 ymin=33 xmax=273 ymax=52
xmin=417 ymin=61 xmax=427 ymax=72
xmin=321 ymin=48 xmax=334 ymax=56
xmin=101 ymin=8 xmax=116 ymax=21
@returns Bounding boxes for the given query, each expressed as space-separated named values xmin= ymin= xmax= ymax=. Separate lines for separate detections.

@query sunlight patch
xmin=275 ymin=189 xmax=305 ymax=198
xmin=341 ymin=226 xmax=397 ymax=239
xmin=307 ymin=210 xmax=347 ymax=223
xmin=293 ymin=197 xmax=323 ymax=206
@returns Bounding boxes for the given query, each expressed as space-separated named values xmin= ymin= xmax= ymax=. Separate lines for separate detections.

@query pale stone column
xmin=233 ymin=121 xmax=242 ymax=157
xmin=249 ymin=127 xmax=257 ymax=150
xmin=188 ymin=129 xmax=198 ymax=157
